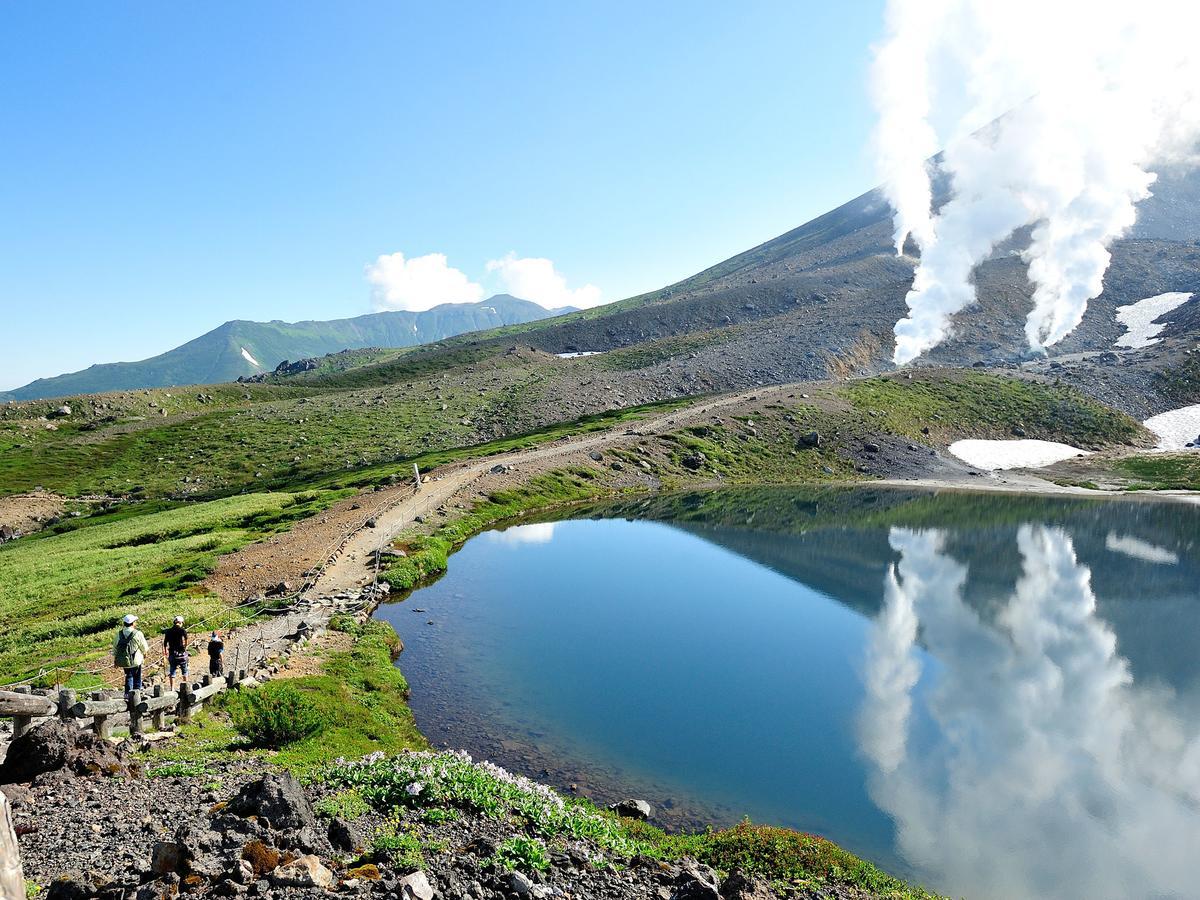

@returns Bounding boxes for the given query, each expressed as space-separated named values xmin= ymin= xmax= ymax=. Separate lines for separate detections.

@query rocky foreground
xmin=1 ymin=721 xmax=911 ymax=900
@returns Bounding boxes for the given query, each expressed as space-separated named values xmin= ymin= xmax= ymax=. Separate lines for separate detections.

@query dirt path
xmin=211 ymin=384 xmax=796 ymax=601
xmin=0 ymin=491 xmax=68 ymax=537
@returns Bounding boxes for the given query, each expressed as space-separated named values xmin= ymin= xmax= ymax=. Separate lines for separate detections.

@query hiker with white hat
xmin=113 ymin=614 xmax=150 ymax=697
xmin=163 ymin=614 xmax=189 ymax=690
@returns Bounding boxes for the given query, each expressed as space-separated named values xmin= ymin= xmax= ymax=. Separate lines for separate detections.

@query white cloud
xmin=366 ymin=252 xmax=484 ymax=312
xmin=486 ymin=254 xmax=604 ymax=309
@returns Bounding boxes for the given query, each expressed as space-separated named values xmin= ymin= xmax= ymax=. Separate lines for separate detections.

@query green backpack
xmin=114 ymin=629 xmax=137 ymax=667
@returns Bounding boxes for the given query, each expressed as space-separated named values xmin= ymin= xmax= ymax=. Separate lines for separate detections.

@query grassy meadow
xmin=0 ymin=489 xmax=348 ymax=687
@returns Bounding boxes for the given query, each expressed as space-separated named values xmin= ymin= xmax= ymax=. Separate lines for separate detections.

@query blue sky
xmin=0 ymin=1 xmax=884 ymax=390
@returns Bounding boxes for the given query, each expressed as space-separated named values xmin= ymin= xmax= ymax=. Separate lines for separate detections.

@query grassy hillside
xmin=0 ymin=489 xmax=347 ymax=686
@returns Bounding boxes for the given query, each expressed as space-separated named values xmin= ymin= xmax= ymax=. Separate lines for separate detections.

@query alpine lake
xmin=373 ymin=486 xmax=1200 ymax=900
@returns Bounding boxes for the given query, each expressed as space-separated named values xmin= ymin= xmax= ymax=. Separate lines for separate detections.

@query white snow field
xmin=1143 ymin=404 xmax=1200 ymax=450
xmin=1114 ymin=292 xmax=1192 ymax=348
xmin=240 ymin=347 xmax=262 ymax=368
xmin=948 ymin=439 xmax=1091 ymax=471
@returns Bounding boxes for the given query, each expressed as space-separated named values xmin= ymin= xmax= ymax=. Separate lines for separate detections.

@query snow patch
xmin=948 ymin=439 xmax=1090 ymax=471
xmin=556 ymin=351 xmax=602 ymax=359
xmin=1143 ymin=404 xmax=1200 ymax=450
xmin=240 ymin=347 xmax=262 ymax=368
xmin=1105 ymin=532 xmax=1178 ymax=565
xmin=1114 ymin=292 xmax=1192 ymax=349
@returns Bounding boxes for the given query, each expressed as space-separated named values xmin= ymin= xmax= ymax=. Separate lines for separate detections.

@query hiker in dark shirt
xmin=163 ymin=615 xmax=189 ymax=690
xmin=207 ymin=631 xmax=225 ymax=677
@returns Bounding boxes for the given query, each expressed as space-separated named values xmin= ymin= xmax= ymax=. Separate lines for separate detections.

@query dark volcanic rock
xmin=610 ymin=798 xmax=654 ymax=820
xmin=720 ymin=871 xmax=779 ymax=900
xmin=226 ymin=773 xmax=317 ymax=833
xmin=0 ymin=720 xmax=138 ymax=784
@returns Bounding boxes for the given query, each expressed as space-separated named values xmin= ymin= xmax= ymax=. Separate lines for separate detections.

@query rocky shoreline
xmin=2 ymin=721 xmax=868 ymax=900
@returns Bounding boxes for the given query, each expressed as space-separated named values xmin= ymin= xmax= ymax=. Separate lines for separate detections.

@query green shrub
xmin=316 ymin=789 xmax=371 ymax=820
xmin=228 ymin=682 xmax=327 ymax=747
xmin=493 ymin=836 xmax=550 ymax=873
xmin=371 ymin=817 xmax=423 ymax=870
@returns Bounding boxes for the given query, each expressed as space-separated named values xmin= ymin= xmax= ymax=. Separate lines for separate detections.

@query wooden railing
xmin=0 ymin=668 xmax=260 ymax=740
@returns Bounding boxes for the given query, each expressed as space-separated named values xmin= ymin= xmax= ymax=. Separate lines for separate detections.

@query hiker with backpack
xmin=113 ymin=614 xmax=150 ymax=697
xmin=207 ymin=630 xmax=224 ymax=677
xmin=163 ymin=615 xmax=189 ymax=690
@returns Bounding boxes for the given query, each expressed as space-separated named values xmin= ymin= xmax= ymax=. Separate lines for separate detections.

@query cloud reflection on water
xmin=487 ymin=522 xmax=558 ymax=545
xmin=859 ymin=525 xmax=1200 ymax=900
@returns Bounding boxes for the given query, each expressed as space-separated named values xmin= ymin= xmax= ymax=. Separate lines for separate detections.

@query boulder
xmin=398 ymin=870 xmax=435 ymax=900
xmin=610 ymin=798 xmax=654 ymax=820
xmin=720 ymin=871 xmax=779 ymax=900
xmin=589 ymin=451 xmax=604 ymax=462
xmin=0 ymin=720 xmax=138 ymax=784
xmin=271 ymin=854 xmax=333 ymax=889
xmin=670 ymin=859 xmax=721 ymax=899
xmin=327 ymin=817 xmax=360 ymax=852
xmin=45 ymin=873 xmax=92 ymax=900
xmin=796 ymin=431 xmax=821 ymax=449
xmin=1011 ymin=424 xmax=1028 ymax=437
xmin=226 ymin=773 xmax=318 ymax=833
xmin=681 ymin=452 xmax=706 ymax=471
xmin=863 ymin=442 xmax=881 ymax=453
xmin=151 ymin=841 xmax=188 ymax=876
xmin=508 ymin=871 xmax=535 ymax=898
xmin=0 ymin=525 xmax=17 ymax=544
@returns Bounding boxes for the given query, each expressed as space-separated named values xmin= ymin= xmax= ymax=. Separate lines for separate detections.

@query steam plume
xmin=872 ymin=0 xmax=1200 ymax=364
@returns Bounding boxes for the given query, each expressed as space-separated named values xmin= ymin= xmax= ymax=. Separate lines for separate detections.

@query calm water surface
xmin=374 ymin=487 xmax=1200 ymax=900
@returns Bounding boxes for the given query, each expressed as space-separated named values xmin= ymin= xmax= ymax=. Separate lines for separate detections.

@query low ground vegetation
xmin=150 ymin=619 xmax=424 ymax=775
xmin=322 ymin=750 xmax=941 ymax=899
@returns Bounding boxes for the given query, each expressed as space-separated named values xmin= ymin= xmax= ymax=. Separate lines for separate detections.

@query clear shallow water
xmin=374 ymin=487 xmax=1200 ymax=900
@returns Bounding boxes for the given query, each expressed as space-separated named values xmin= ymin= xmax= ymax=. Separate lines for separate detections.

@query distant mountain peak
xmin=3 ymin=294 xmax=570 ymax=402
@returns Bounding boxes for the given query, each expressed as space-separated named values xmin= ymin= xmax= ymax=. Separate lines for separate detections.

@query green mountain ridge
xmin=1 ymin=295 xmax=570 ymax=402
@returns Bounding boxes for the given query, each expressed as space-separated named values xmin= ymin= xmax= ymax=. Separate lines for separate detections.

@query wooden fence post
xmin=57 ymin=688 xmax=76 ymax=723
xmin=0 ymin=790 xmax=25 ymax=900
xmin=12 ymin=686 xmax=32 ymax=739
xmin=177 ymin=683 xmax=194 ymax=724
xmin=91 ymin=690 xmax=112 ymax=740
xmin=151 ymin=685 xmax=167 ymax=732
xmin=128 ymin=689 xmax=144 ymax=736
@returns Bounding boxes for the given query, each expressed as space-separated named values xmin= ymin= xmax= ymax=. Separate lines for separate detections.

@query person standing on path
xmin=207 ymin=631 xmax=224 ymax=677
xmin=113 ymin=614 xmax=149 ymax=697
xmin=163 ymin=615 xmax=189 ymax=690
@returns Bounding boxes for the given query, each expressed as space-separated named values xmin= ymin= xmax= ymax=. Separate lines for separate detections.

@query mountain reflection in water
xmin=380 ymin=487 xmax=1200 ymax=900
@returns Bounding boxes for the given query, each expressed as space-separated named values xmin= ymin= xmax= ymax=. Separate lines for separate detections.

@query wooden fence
xmin=0 ymin=668 xmax=262 ymax=741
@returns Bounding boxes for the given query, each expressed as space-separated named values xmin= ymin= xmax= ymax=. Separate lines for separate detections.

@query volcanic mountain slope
xmin=320 ymin=167 xmax=1199 ymax=418
xmin=1 ymin=295 xmax=571 ymax=402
